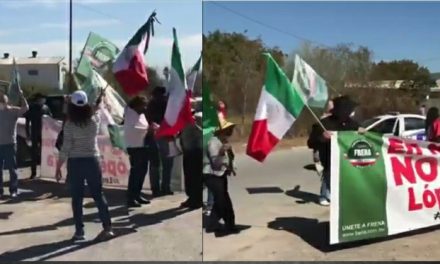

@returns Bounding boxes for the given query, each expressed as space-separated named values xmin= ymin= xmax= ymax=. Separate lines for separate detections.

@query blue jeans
xmin=154 ymin=139 xmax=174 ymax=193
xmin=0 ymin=144 xmax=18 ymax=195
xmin=206 ymin=187 xmax=214 ymax=208
xmin=320 ymin=170 xmax=330 ymax=201
xmin=67 ymin=157 xmax=111 ymax=232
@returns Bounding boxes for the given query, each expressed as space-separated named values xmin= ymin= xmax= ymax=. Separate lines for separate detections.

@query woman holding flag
xmin=55 ymin=90 xmax=114 ymax=241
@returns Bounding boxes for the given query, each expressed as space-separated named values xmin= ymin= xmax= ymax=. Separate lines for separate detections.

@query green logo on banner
xmin=345 ymin=139 xmax=380 ymax=167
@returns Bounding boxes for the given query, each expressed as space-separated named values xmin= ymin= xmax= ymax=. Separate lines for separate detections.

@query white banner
xmin=41 ymin=114 xmax=183 ymax=191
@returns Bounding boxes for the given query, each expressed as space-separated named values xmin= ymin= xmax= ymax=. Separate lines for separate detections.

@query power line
xmin=209 ymin=2 xmax=330 ymax=48
xmin=209 ymin=2 xmax=440 ymax=65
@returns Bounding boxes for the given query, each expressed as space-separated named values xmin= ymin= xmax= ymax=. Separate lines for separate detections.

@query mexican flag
xmin=156 ymin=28 xmax=194 ymax=138
xmin=8 ymin=58 xmax=21 ymax=106
xmin=292 ymin=54 xmax=328 ymax=109
xmin=187 ymin=54 xmax=201 ymax=97
xmin=202 ymin=81 xmax=219 ymax=147
xmin=246 ymin=53 xmax=305 ymax=162
xmin=112 ymin=12 xmax=158 ymax=96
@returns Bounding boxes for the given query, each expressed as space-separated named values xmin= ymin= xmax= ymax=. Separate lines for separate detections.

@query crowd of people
xmin=0 ymin=84 xmax=203 ymax=241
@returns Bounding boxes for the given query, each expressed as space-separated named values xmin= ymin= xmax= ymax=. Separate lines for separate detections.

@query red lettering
xmin=408 ymin=187 xmax=423 ymax=211
xmin=388 ymin=138 xmax=405 ymax=154
xmin=391 ymin=156 xmax=416 ymax=186
xmin=428 ymin=143 xmax=440 ymax=155
xmin=415 ymin=158 xmax=438 ymax=182
xmin=406 ymin=143 xmax=423 ymax=156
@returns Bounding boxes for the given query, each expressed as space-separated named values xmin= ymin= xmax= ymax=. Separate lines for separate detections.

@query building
xmin=0 ymin=51 xmax=67 ymax=95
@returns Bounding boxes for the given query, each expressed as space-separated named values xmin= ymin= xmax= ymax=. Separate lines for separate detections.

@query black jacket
xmin=308 ymin=115 xmax=359 ymax=171
xmin=25 ymin=103 xmax=52 ymax=139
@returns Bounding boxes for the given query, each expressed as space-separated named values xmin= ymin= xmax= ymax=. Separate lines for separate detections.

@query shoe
xmin=152 ymin=192 xmax=162 ymax=198
xmin=10 ymin=192 xmax=18 ymax=198
xmin=71 ymin=231 xmax=85 ymax=241
xmin=127 ymin=200 xmax=142 ymax=208
xmin=319 ymin=199 xmax=330 ymax=206
xmin=95 ymin=229 xmax=115 ymax=241
xmin=135 ymin=197 xmax=151 ymax=205
xmin=162 ymin=191 xmax=174 ymax=196
xmin=180 ymin=199 xmax=191 ymax=208
xmin=29 ymin=174 xmax=37 ymax=180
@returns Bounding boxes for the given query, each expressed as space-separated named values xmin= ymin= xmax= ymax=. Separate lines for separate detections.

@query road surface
xmin=203 ymin=147 xmax=440 ymax=261
xmin=0 ymin=170 xmax=202 ymax=261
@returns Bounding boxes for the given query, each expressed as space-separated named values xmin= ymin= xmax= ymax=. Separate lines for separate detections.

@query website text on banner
xmin=330 ymin=131 xmax=440 ymax=244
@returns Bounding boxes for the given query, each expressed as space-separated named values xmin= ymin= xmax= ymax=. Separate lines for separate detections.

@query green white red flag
xmin=112 ymin=12 xmax=158 ymax=96
xmin=246 ymin=53 xmax=305 ymax=162
xmin=187 ymin=54 xmax=201 ymax=97
xmin=156 ymin=28 xmax=194 ymax=137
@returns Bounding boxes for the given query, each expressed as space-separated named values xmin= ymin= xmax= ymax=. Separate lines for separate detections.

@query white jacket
xmin=123 ymin=107 xmax=149 ymax=148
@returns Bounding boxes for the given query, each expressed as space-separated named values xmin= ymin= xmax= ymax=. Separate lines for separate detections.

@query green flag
xmin=202 ymin=81 xmax=219 ymax=147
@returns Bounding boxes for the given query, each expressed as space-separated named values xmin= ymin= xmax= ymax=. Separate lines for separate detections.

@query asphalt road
xmin=0 ymin=170 xmax=202 ymax=261
xmin=203 ymin=147 xmax=440 ymax=261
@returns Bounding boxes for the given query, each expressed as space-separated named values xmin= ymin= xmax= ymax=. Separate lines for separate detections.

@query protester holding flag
xmin=25 ymin=93 xmax=52 ymax=179
xmin=180 ymin=111 xmax=203 ymax=209
xmin=0 ymin=91 xmax=29 ymax=199
xmin=145 ymin=86 xmax=169 ymax=197
xmin=124 ymin=96 xmax=151 ymax=208
xmin=55 ymin=90 xmax=114 ymax=241
xmin=308 ymin=95 xmax=359 ymax=206
xmin=203 ymin=118 xmax=238 ymax=235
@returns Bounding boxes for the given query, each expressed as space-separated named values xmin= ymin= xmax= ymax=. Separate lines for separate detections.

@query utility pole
xmin=69 ymin=0 xmax=73 ymax=92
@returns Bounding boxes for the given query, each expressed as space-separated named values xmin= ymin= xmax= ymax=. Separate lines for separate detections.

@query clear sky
xmin=203 ymin=1 xmax=440 ymax=72
xmin=0 ymin=0 xmax=202 ymax=71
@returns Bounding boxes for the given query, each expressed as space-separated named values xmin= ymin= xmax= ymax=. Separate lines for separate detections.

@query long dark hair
xmin=426 ymin=107 xmax=439 ymax=134
xmin=67 ymin=103 xmax=93 ymax=127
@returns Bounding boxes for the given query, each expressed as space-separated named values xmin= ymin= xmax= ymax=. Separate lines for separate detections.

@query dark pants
xmin=0 ymin=144 xmax=18 ymax=195
xmin=183 ymin=148 xmax=203 ymax=206
xmin=30 ymin=134 xmax=41 ymax=176
xmin=150 ymin=139 xmax=172 ymax=194
xmin=204 ymin=174 xmax=235 ymax=229
xmin=127 ymin=147 xmax=149 ymax=202
xmin=67 ymin=157 xmax=111 ymax=232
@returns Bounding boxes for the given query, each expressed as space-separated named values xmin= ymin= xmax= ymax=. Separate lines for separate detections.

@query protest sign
xmin=331 ymin=132 xmax=440 ymax=244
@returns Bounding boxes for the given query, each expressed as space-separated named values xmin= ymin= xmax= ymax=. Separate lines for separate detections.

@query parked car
xmin=361 ymin=113 xmax=426 ymax=140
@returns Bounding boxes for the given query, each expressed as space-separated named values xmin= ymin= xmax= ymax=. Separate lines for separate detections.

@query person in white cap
xmin=55 ymin=90 xmax=114 ymax=241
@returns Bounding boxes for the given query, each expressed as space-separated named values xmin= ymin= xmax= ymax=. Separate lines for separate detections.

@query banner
xmin=331 ymin=131 xmax=440 ymax=244
xmin=41 ymin=113 xmax=183 ymax=191
xmin=77 ymin=32 xmax=120 ymax=78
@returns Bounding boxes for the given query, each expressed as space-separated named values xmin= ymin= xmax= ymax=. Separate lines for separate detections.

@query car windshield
xmin=362 ymin=118 xmax=380 ymax=128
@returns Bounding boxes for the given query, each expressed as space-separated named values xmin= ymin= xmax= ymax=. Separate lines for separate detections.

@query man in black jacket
xmin=25 ymin=93 xmax=52 ymax=179
xmin=308 ymin=95 xmax=359 ymax=206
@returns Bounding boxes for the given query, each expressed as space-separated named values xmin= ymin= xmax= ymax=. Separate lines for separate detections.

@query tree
xmin=284 ymin=42 xmax=374 ymax=94
xmin=370 ymin=60 xmax=434 ymax=88
xmin=204 ymin=31 xmax=285 ymax=134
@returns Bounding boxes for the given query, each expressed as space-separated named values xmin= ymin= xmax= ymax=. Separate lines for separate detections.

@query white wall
xmin=0 ymin=63 xmax=64 ymax=94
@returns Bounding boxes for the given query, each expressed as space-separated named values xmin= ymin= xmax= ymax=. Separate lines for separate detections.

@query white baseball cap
xmin=71 ymin=90 xmax=88 ymax=106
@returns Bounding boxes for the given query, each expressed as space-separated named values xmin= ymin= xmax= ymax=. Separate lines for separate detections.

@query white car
xmin=361 ymin=113 xmax=426 ymax=140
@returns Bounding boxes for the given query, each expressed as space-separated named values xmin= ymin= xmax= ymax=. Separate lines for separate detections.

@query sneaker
xmin=95 ymin=229 xmax=115 ymax=241
xmin=71 ymin=231 xmax=85 ymax=241
xmin=135 ymin=197 xmax=151 ymax=205
xmin=319 ymin=199 xmax=330 ymax=206
xmin=10 ymin=192 xmax=18 ymax=198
